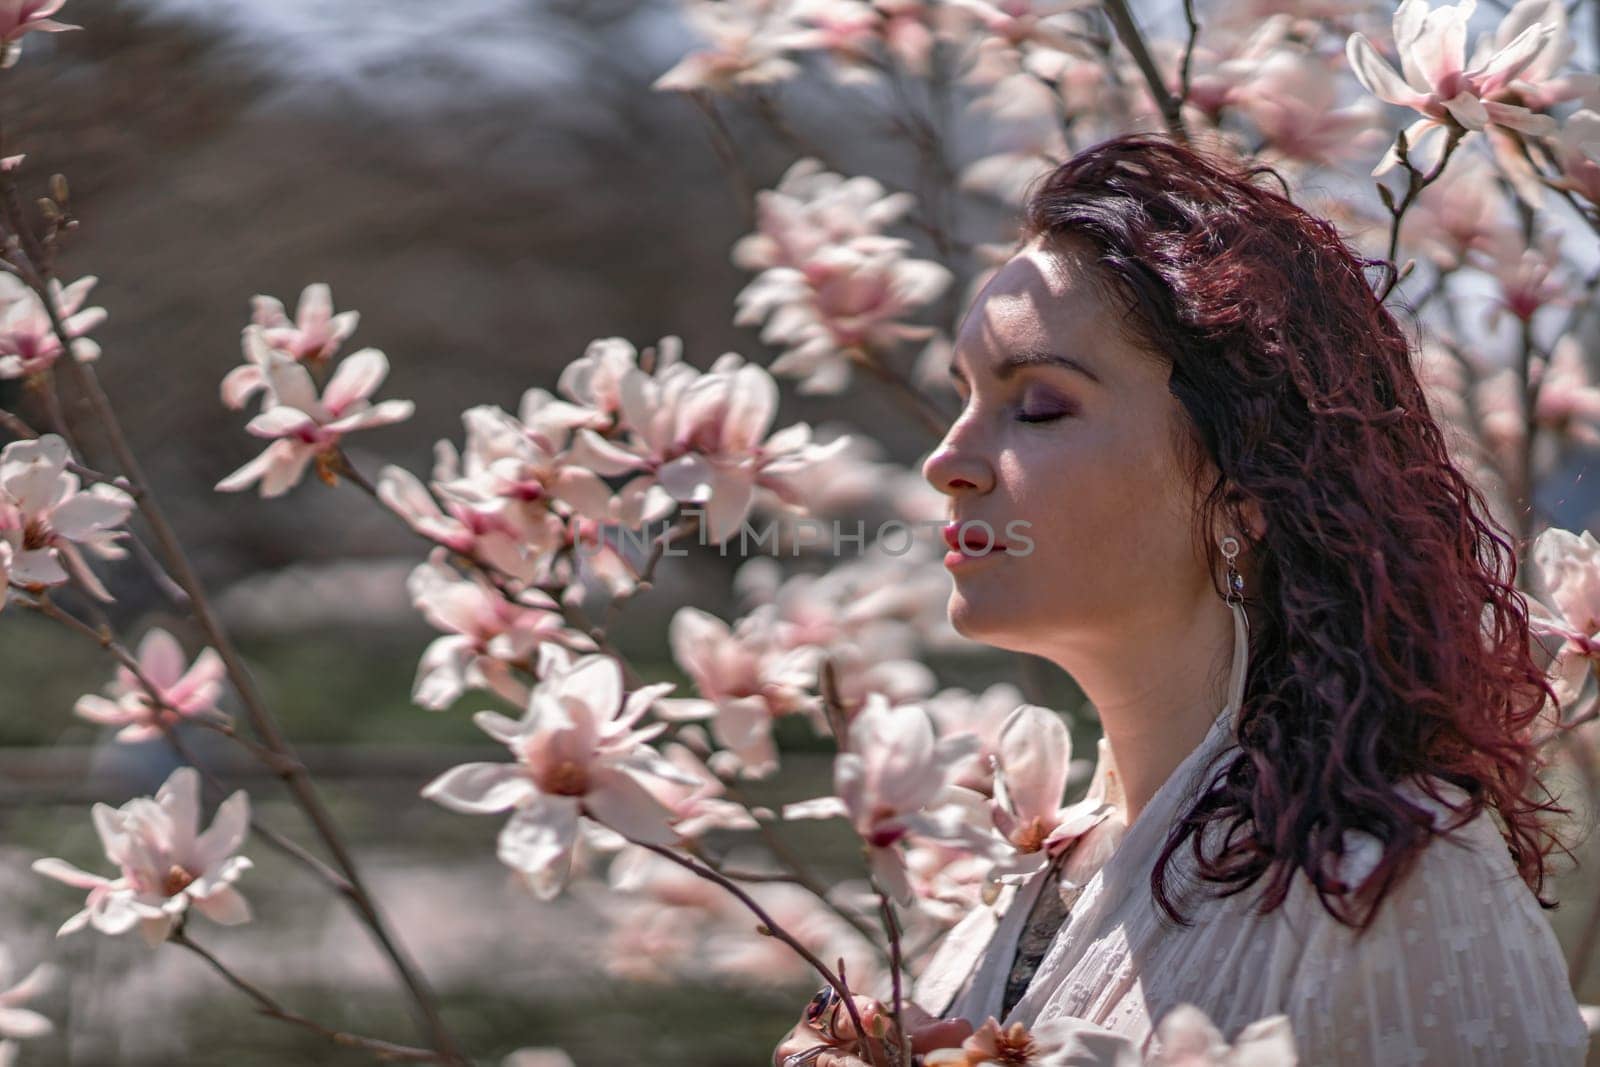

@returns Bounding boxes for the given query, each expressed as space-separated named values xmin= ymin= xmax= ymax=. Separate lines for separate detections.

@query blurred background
xmin=1 ymin=0 xmax=1599 ymax=1064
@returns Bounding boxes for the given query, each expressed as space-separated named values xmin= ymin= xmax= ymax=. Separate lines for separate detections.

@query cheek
xmin=1004 ymin=425 xmax=1195 ymax=577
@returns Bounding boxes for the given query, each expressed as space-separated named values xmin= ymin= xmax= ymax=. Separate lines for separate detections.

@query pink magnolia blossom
xmin=922 ymin=1007 xmax=1294 ymax=1066
xmin=74 ymin=627 xmax=227 ymax=743
xmin=1475 ymin=228 xmax=1569 ymax=329
xmin=1528 ymin=527 xmax=1600 ymax=717
xmin=421 ymin=646 xmax=691 ymax=899
xmin=0 ymin=944 xmax=55 ymax=1059
xmin=1399 ymin=152 xmax=1518 ymax=270
xmin=652 ymin=0 xmax=804 ymax=93
xmin=653 ymin=605 xmax=823 ymax=778
xmin=556 ymin=336 xmax=680 ymax=422
xmin=568 ymin=352 xmax=850 ymax=541
xmin=32 ymin=766 xmax=252 ymax=945
xmin=1477 ymin=335 xmax=1600 ymax=485
xmin=1227 ymin=48 xmax=1388 ymax=168
xmin=1346 ymin=0 xmax=1561 ymax=176
xmin=783 ymin=693 xmax=979 ymax=901
xmin=1471 ymin=0 xmax=1600 ymax=113
xmin=632 ymin=741 xmax=760 ymax=836
xmin=405 ymin=551 xmax=596 ymax=711
xmin=924 ymin=682 xmax=1029 ymax=795
xmin=0 ymin=1 xmax=76 ymax=68
xmin=0 ymin=540 xmax=9 ymax=611
xmin=1550 ymin=108 xmax=1600 ymax=205
xmin=215 ymin=347 xmax=414 ymax=497
xmin=966 ymin=703 xmax=1110 ymax=883
xmin=732 ymin=159 xmax=917 ymax=274
xmin=944 ymin=0 xmax=1099 ymax=52
xmin=785 ymin=0 xmax=940 ymax=79
xmin=0 ymin=434 xmax=133 ymax=601
xmin=735 ymin=234 xmax=953 ymax=396
xmin=252 ymin=282 xmax=360 ymax=364
xmin=0 ymin=274 xmax=106 ymax=380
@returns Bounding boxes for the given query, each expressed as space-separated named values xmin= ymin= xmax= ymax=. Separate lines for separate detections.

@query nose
xmin=922 ymin=418 xmax=995 ymax=498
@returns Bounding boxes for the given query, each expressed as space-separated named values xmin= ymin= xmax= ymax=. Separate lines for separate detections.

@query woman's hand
xmin=771 ymin=992 xmax=975 ymax=1067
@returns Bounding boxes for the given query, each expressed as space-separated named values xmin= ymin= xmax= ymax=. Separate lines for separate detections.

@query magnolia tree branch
xmin=1374 ymin=124 xmax=1466 ymax=304
xmin=169 ymin=931 xmax=445 ymax=1064
xmin=630 ymin=839 xmax=891 ymax=1067
xmin=13 ymin=593 xmax=359 ymax=893
xmin=0 ymin=152 xmax=466 ymax=1063
xmin=1102 ymin=0 xmax=1189 ymax=145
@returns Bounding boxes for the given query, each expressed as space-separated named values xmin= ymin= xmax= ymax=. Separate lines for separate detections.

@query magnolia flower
xmin=1475 ymin=229 xmax=1568 ymax=329
xmin=0 ymin=275 xmax=106 ymax=379
xmin=735 ymin=234 xmax=953 ymax=396
xmin=0 ymin=0 xmax=76 ymax=68
xmin=421 ymin=646 xmax=692 ymax=899
xmin=1529 ymin=527 xmax=1600 ymax=716
xmin=924 ymin=682 xmax=1029 ymax=795
xmin=74 ymin=627 xmax=227 ymax=742
xmin=632 ymin=741 xmax=761 ymax=837
xmin=220 ymin=283 xmax=363 ymax=412
xmin=945 ymin=0 xmax=1099 ymax=52
xmin=1346 ymin=0 xmax=1560 ymax=176
xmin=652 ymin=0 xmax=804 ymax=93
xmin=1551 ymin=108 xmax=1600 ymax=205
xmin=783 ymin=693 xmax=979 ymax=901
xmin=405 ymin=551 xmax=595 ymax=711
xmin=924 ymin=1007 xmax=1296 ymax=1066
xmin=32 ymin=766 xmax=252 ymax=945
xmin=1398 ymin=152 xmax=1518 ymax=270
xmin=0 ymin=434 xmax=133 ymax=601
xmin=0 ymin=944 xmax=55 ymax=1062
xmin=969 ymin=704 xmax=1111 ymax=883
xmin=215 ymin=347 xmax=413 ymax=497
xmin=731 ymin=159 xmax=918 ymax=273
xmin=1227 ymin=49 xmax=1387 ymax=168
xmin=785 ymin=0 xmax=939 ymax=79
xmin=569 ymin=352 xmax=851 ymax=541
xmin=556 ymin=336 xmax=681 ymax=421
xmin=252 ymin=282 xmax=360 ymax=364
xmin=653 ymin=605 xmax=822 ymax=778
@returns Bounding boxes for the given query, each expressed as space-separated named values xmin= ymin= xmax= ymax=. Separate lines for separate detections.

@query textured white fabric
xmin=911 ymin=601 xmax=1590 ymax=1065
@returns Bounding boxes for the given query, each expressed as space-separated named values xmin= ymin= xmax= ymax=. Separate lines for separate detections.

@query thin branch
xmin=169 ymin=931 xmax=444 ymax=1063
xmin=873 ymin=882 xmax=910 ymax=1067
xmin=0 ymin=137 xmax=465 ymax=1064
xmin=1102 ymin=0 xmax=1189 ymax=144
xmin=631 ymin=840 xmax=888 ymax=1067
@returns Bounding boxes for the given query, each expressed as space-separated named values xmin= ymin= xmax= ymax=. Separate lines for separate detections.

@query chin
xmin=946 ymin=591 xmax=1033 ymax=653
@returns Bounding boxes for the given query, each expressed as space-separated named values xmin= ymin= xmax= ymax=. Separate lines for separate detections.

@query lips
xmin=942 ymin=522 xmax=1009 ymax=554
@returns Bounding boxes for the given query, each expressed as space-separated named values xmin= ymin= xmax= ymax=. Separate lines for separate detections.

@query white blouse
xmin=911 ymin=622 xmax=1590 ymax=1064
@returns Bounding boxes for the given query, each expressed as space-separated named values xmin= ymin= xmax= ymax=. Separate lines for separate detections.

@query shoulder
xmin=1279 ymin=777 xmax=1588 ymax=1066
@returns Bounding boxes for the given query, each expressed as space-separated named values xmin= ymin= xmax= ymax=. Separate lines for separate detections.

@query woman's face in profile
xmin=921 ymin=238 xmax=1218 ymax=660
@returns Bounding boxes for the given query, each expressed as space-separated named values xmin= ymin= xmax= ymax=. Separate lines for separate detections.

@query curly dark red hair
xmin=1019 ymin=132 xmax=1574 ymax=931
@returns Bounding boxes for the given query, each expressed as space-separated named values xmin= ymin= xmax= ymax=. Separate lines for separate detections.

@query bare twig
xmin=1102 ymin=0 xmax=1189 ymax=144
xmin=169 ymin=931 xmax=444 ymax=1063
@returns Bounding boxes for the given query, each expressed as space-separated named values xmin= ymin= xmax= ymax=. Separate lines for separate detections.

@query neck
xmin=1048 ymin=596 xmax=1237 ymax=829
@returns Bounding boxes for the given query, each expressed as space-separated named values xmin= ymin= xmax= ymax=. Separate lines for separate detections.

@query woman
xmin=774 ymin=133 xmax=1591 ymax=1065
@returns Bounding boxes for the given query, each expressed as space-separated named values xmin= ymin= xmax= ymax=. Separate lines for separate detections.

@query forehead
xmin=954 ymin=240 xmax=1120 ymax=363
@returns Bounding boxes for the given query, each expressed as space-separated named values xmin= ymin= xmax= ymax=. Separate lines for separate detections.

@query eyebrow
xmin=947 ymin=349 xmax=1103 ymax=387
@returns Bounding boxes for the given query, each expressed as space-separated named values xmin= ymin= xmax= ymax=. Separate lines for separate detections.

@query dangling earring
xmin=1219 ymin=533 xmax=1252 ymax=716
